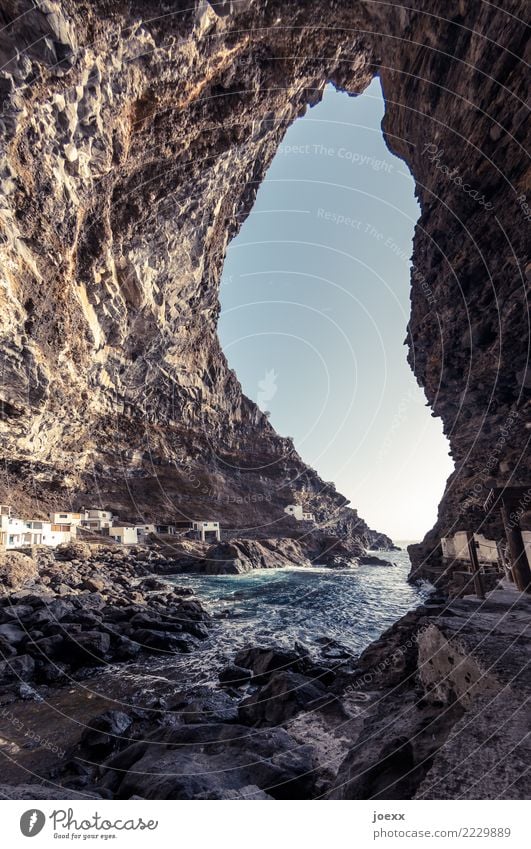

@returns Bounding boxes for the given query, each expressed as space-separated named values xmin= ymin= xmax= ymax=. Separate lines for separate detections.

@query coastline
xmin=1 ymin=542 xmax=528 ymax=799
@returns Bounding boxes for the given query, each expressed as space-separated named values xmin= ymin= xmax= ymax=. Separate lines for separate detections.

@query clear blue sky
xmin=218 ymin=79 xmax=454 ymax=541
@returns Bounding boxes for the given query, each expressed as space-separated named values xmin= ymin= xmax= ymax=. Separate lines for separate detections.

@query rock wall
xmin=0 ymin=2 xmax=528 ymax=567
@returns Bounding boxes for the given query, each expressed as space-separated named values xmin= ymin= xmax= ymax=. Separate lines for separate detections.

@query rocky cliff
xmin=0 ymin=1 xmax=528 ymax=567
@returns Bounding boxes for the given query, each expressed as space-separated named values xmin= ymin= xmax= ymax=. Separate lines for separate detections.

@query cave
xmin=0 ymin=1 xmax=528 ymax=579
xmin=0 ymin=0 xmax=529 ymax=806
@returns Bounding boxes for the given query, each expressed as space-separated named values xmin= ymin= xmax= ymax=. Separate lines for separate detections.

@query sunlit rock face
xmin=0 ymin=2 xmax=528 ymax=568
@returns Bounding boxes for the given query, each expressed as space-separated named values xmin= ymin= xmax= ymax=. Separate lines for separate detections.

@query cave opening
xmin=218 ymin=79 xmax=454 ymax=542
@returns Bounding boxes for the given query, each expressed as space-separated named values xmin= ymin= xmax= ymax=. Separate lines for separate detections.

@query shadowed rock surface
xmin=329 ymin=586 xmax=531 ymax=800
xmin=0 ymin=1 xmax=528 ymax=578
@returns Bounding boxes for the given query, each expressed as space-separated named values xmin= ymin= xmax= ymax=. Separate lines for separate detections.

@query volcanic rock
xmin=0 ymin=552 xmax=38 ymax=591
xmin=238 ymin=670 xmax=329 ymax=726
xmin=102 ymin=723 xmax=318 ymax=800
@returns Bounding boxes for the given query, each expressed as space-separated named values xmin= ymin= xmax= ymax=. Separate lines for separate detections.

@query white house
xmin=523 ymin=531 xmax=531 ymax=572
xmin=0 ymin=506 xmax=73 ymax=549
xmin=80 ymin=509 xmax=115 ymax=532
xmin=284 ymin=504 xmax=316 ymax=523
xmin=173 ymin=520 xmax=221 ymax=541
xmin=108 ymin=526 xmax=138 ymax=545
xmin=41 ymin=522 xmax=74 ymax=547
xmin=135 ymin=524 xmax=156 ymax=539
xmin=0 ymin=505 xmax=12 ymax=548
xmin=50 ymin=511 xmax=86 ymax=526
xmin=191 ymin=520 xmax=221 ymax=542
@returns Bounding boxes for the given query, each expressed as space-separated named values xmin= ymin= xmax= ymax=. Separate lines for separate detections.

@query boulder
xmin=305 ymin=664 xmax=336 ymax=685
xmin=61 ymin=610 xmax=102 ymax=628
xmin=0 ymin=636 xmax=17 ymax=658
xmin=0 ymin=551 xmax=38 ymax=590
xmin=110 ymin=635 xmax=142 ymax=660
xmin=238 ymin=670 xmax=328 ymax=726
xmin=38 ymin=661 xmax=69 ymax=685
xmin=0 ymin=603 xmax=34 ymax=624
xmin=81 ymin=577 xmax=107 ymax=593
xmin=80 ymin=710 xmax=133 ymax=757
xmin=0 ymin=654 xmax=35 ymax=681
xmin=129 ymin=628 xmax=195 ymax=653
xmin=233 ymin=645 xmax=307 ymax=683
xmin=137 ymin=577 xmax=167 ymax=592
xmin=55 ymin=541 xmax=92 ymax=562
xmin=181 ymin=621 xmax=209 ymax=640
xmin=60 ymin=630 xmax=110 ymax=666
xmin=29 ymin=599 xmax=73 ymax=626
xmin=313 ymin=534 xmax=364 ymax=567
xmin=105 ymin=723 xmax=317 ymax=800
xmin=359 ymin=554 xmax=393 ymax=566
xmin=26 ymin=634 xmax=65 ymax=659
xmin=128 ymin=612 xmax=181 ymax=632
xmin=53 ymin=582 xmax=76 ymax=595
xmin=10 ymin=588 xmax=55 ymax=603
xmin=174 ymin=599 xmax=210 ymax=621
xmin=171 ymin=586 xmax=194 ymax=596
xmin=29 ymin=545 xmax=56 ymax=568
xmin=199 ymin=541 xmax=252 ymax=574
xmin=218 ymin=664 xmax=253 ymax=687
xmin=126 ymin=591 xmax=145 ymax=604
xmin=205 ymin=542 xmax=241 ymax=562
xmin=169 ymin=686 xmax=238 ymax=723
xmin=0 ymin=622 xmax=26 ymax=645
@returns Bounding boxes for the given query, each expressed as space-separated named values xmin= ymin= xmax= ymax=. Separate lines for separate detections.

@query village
xmin=0 ymin=505 xmax=222 ymax=549
xmin=1 ymin=494 xmax=530 ymax=600
xmin=0 ymin=503 xmax=317 ymax=552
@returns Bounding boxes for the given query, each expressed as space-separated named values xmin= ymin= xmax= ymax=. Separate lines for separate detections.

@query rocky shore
xmin=150 ymin=533 xmax=392 ymax=575
xmin=0 ymin=535 xmax=391 ymax=701
xmin=0 ymin=543 xmax=212 ymax=699
xmin=1 ymin=543 xmax=528 ymax=799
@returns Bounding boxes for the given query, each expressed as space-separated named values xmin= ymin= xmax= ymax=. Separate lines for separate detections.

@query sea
xmin=139 ymin=545 xmax=433 ymax=688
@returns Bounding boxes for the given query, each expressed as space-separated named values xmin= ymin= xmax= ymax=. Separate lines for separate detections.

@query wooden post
xmin=500 ymin=502 xmax=531 ymax=593
xmin=466 ymin=530 xmax=485 ymax=599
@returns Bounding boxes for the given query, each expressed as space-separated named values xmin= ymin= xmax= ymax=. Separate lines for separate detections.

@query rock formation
xmin=0 ymin=1 xmax=529 ymax=574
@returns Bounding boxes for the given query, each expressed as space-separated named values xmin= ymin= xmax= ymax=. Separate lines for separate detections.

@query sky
xmin=218 ymin=78 xmax=454 ymax=541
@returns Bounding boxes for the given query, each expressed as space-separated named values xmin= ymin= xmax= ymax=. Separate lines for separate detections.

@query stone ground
xmin=329 ymin=581 xmax=531 ymax=799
